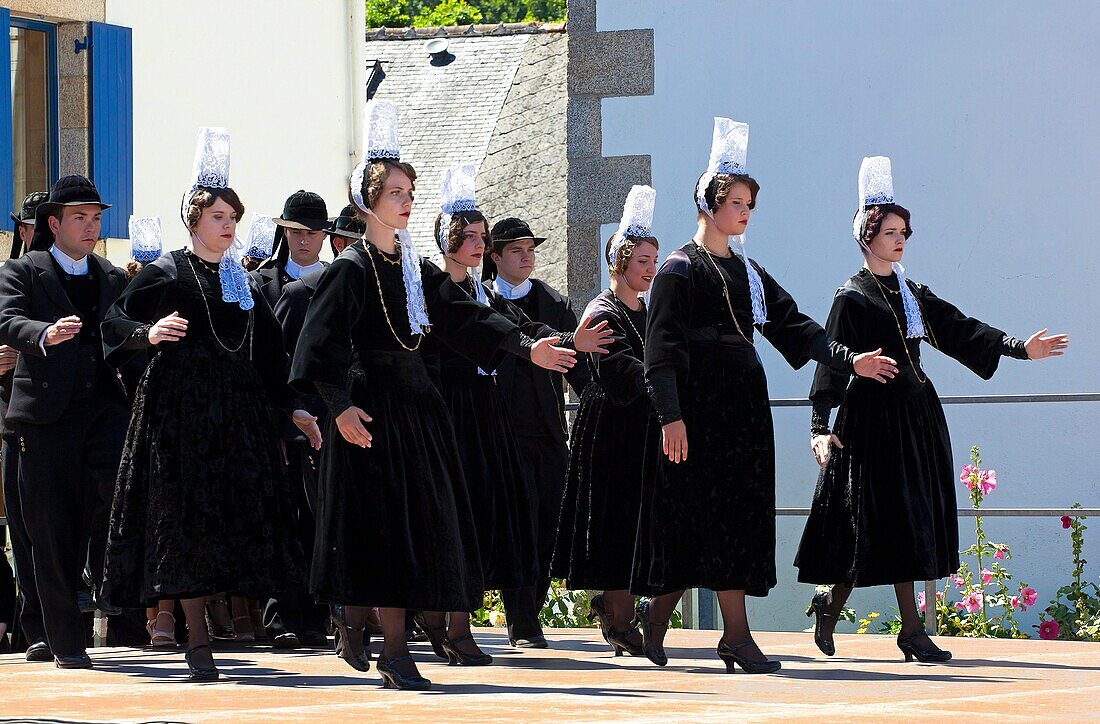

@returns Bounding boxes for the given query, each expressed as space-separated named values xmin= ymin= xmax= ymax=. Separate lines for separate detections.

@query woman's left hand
xmin=1025 ymin=329 xmax=1069 ymax=360
xmin=292 ymin=409 xmax=323 ymax=450
xmin=572 ymin=315 xmax=614 ymax=354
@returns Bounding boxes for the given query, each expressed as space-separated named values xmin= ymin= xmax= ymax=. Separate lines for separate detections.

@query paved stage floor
xmin=0 ymin=629 xmax=1097 ymax=722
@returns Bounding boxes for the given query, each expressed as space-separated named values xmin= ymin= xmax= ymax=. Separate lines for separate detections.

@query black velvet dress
xmin=553 ymin=290 xmax=657 ymax=591
xmin=289 ymin=243 xmax=522 ymax=613
xmin=420 ymin=278 xmax=551 ymax=591
xmin=101 ymin=249 xmax=305 ymax=607
xmin=635 ymin=242 xmax=855 ymax=597
xmin=794 ymin=269 xmax=1027 ymax=587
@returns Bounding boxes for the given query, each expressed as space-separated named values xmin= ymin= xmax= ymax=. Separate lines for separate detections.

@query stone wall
xmin=478 ymin=33 xmax=569 ymax=290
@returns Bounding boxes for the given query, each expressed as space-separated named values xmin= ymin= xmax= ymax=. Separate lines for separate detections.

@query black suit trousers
xmin=13 ymin=394 xmax=127 ymax=655
xmin=501 ymin=432 xmax=568 ymax=640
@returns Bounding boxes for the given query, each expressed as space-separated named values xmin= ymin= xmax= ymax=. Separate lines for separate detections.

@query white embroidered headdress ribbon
xmin=349 ymin=100 xmax=429 ymax=334
xmin=695 ymin=117 xmax=765 ymax=324
xmin=854 ymin=155 xmax=924 ymax=338
xmin=182 ymin=127 xmax=252 ymax=310
xmin=128 ymin=215 xmax=162 ymax=264
xmin=610 ymin=185 xmax=656 ymax=268
xmin=244 ymin=213 xmax=277 ymax=260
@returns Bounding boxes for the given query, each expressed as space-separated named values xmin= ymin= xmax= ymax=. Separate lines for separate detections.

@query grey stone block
xmin=567 ymin=154 xmax=652 ymax=225
xmin=568 ymin=29 xmax=654 ymax=98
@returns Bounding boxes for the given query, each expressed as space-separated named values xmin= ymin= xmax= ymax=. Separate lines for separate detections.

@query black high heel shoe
xmin=412 ymin=611 xmax=449 ymax=660
xmin=716 ymin=639 xmax=781 ymax=674
xmin=635 ymin=599 xmax=668 ymax=667
xmin=897 ymin=631 xmax=952 ymax=663
xmin=330 ymin=607 xmax=371 ymax=672
xmin=805 ymin=591 xmax=836 ymax=657
xmin=442 ymin=633 xmax=493 ymax=666
xmin=589 ymin=594 xmax=645 ymax=657
xmin=377 ymin=655 xmax=432 ymax=690
xmin=204 ymin=599 xmax=234 ymax=641
xmin=184 ymin=644 xmax=219 ymax=681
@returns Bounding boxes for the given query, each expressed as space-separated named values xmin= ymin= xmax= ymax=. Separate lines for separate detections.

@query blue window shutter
xmin=89 ymin=22 xmax=133 ymax=239
xmin=0 ymin=8 xmax=14 ymax=231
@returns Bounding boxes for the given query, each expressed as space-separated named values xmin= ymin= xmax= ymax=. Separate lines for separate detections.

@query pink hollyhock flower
xmin=960 ymin=590 xmax=983 ymax=613
xmin=950 ymin=573 xmax=965 ymax=589
xmin=1038 ymin=619 xmax=1060 ymax=640
xmin=960 ymin=464 xmax=976 ymax=488
xmin=1011 ymin=595 xmax=1021 ymax=610
xmin=994 ymin=547 xmax=1006 ymax=560
xmin=1020 ymin=587 xmax=1038 ymax=607
xmin=917 ymin=591 xmax=926 ymax=612
xmin=981 ymin=569 xmax=993 ymax=585
xmin=1061 ymin=515 xmax=1072 ymax=529
xmin=979 ymin=469 xmax=997 ymax=495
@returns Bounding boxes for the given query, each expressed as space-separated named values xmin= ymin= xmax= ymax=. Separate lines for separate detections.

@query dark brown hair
xmin=434 ymin=209 xmax=491 ymax=255
xmin=856 ymin=203 xmax=913 ymax=248
xmin=605 ymin=233 xmax=659 ymax=276
xmin=183 ymin=187 xmax=245 ymax=230
xmin=696 ymin=172 xmax=760 ymax=215
xmin=350 ymin=159 xmax=418 ymax=216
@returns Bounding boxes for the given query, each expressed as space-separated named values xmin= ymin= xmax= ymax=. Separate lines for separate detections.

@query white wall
xmin=597 ymin=0 xmax=1099 ymax=633
xmin=103 ymin=0 xmax=365 ymax=265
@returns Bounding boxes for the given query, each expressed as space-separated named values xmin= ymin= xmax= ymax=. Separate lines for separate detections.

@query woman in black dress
xmin=101 ymin=128 xmax=318 ymax=680
xmin=636 ymin=118 xmax=896 ymax=674
xmin=795 ymin=156 xmax=1068 ymax=662
xmin=419 ymin=164 xmax=612 ymax=663
xmin=290 ymin=101 xmax=578 ymax=690
xmin=553 ymin=185 xmax=659 ymax=657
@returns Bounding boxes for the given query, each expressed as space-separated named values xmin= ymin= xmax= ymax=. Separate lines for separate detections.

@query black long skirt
xmin=310 ymin=350 xmax=484 ymax=612
xmin=553 ymin=383 xmax=656 ymax=590
xmin=102 ymin=342 xmax=305 ymax=607
xmin=631 ymin=342 xmax=777 ymax=597
xmin=794 ymin=368 xmax=959 ymax=586
xmin=437 ymin=373 xmax=538 ymax=591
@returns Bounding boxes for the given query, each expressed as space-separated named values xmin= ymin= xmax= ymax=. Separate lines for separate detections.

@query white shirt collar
xmin=50 ymin=245 xmax=90 ymax=275
xmin=493 ymin=275 xmax=532 ymax=300
xmin=285 ymin=258 xmax=324 ymax=280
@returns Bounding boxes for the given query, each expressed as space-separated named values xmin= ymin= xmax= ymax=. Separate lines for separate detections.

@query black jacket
xmin=251 ymin=261 xmax=329 ymax=310
xmin=492 ymin=278 xmax=591 ymax=443
xmin=0 ymin=250 xmax=138 ymax=425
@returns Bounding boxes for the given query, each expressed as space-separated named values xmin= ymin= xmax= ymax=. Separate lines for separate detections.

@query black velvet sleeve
xmin=315 ymin=380 xmax=354 ymax=418
xmin=759 ymin=264 xmax=854 ymax=373
xmin=644 ymin=253 xmax=692 ymax=425
xmin=289 ymin=255 xmax=365 ymax=395
xmin=101 ymin=256 xmax=177 ymax=367
xmin=589 ymin=308 xmax=645 ymax=407
xmin=809 ymin=289 xmax=864 ymax=410
xmin=560 ymin=296 xmax=591 ymax=396
xmin=420 ymin=260 xmax=519 ymax=372
xmin=810 ymin=400 xmax=833 ymax=436
xmin=248 ymin=280 xmax=293 ymax=411
xmin=919 ymin=284 xmax=1009 ymax=379
xmin=0 ymin=260 xmax=51 ymax=357
xmin=1001 ymin=335 xmax=1030 ymax=360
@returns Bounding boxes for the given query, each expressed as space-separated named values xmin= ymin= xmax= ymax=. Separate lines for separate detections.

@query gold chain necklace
xmin=364 ymin=243 xmax=423 ymax=352
xmin=864 ymin=270 xmax=931 ymax=385
xmin=378 ymin=244 xmax=402 ymax=267
xmin=184 ymin=252 xmax=252 ymax=356
xmin=611 ymin=291 xmax=645 ymax=352
xmin=694 ymin=240 xmax=753 ymax=346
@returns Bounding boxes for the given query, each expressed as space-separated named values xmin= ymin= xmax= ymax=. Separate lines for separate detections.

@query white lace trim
xmin=696 ymin=117 xmax=749 ymax=214
xmin=611 ymin=184 xmax=656 ymax=267
xmin=244 ymin=213 xmax=277 ymax=259
xmin=128 ymin=215 xmax=162 ymax=263
xmin=438 ymin=164 xmax=479 ymax=252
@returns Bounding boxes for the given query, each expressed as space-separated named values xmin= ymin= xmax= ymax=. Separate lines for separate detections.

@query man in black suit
xmin=2 ymin=191 xmax=48 ymax=654
xmin=250 ymin=190 xmax=331 ymax=309
xmin=484 ymin=217 xmax=592 ymax=648
xmin=0 ymin=176 xmax=133 ymax=668
xmin=261 ymin=206 xmax=359 ymax=649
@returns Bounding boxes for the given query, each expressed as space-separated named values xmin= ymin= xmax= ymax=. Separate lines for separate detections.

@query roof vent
xmin=426 ymin=38 xmax=455 ymax=67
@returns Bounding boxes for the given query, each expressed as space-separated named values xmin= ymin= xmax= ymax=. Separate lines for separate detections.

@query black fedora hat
xmin=31 ymin=175 xmax=111 ymax=252
xmin=329 ymin=203 xmax=365 ymax=240
xmin=10 ymin=190 xmax=48 ymax=226
xmin=273 ymin=190 xmax=331 ymax=231
xmin=490 ymin=217 xmax=546 ymax=248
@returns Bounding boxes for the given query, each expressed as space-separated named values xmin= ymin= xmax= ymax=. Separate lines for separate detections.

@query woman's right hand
xmin=530 ymin=336 xmax=577 ymax=373
xmin=335 ymin=405 xmax=373 ymax=448
xmin=662 ymin=420 xmax=688 ymax=463
xmin=811 ymin=433 xmax=843 ymax=467
xmin=148 ymin=311 xmax=188 ymax=345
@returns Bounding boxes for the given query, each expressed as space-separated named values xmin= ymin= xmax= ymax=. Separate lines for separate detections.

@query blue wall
xmin=596 ymin=0 xmax=1100 ymax=634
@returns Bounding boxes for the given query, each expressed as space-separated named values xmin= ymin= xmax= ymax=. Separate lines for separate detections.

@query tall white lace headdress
xmin=182 ymin=127 xmax=252 ymax=310
xmin=610 ymin=185 xmax=656 ymax=268
xmin=854 ymin=155 xmax=924 ymax=338
xmin=128 ymin=215 xmax=162 ymax=264
xmin=349 ymin=100 xmax=430 ymax=335
xmin=695 ymin=117 xmax=765 ymax=325
xmin=244 ymin=213 xmax=277 ymax=260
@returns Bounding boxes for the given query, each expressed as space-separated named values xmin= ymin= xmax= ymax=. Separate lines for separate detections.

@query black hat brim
xmin=274 ymin=217 xmax=331 ymax=232
xmin=328 ymin=227 xmax=362 ymax=240
xmin=35 ymin=200 xmax=112 ymax=216
xmin=492 ymin=235 xmax=547 ymax=250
